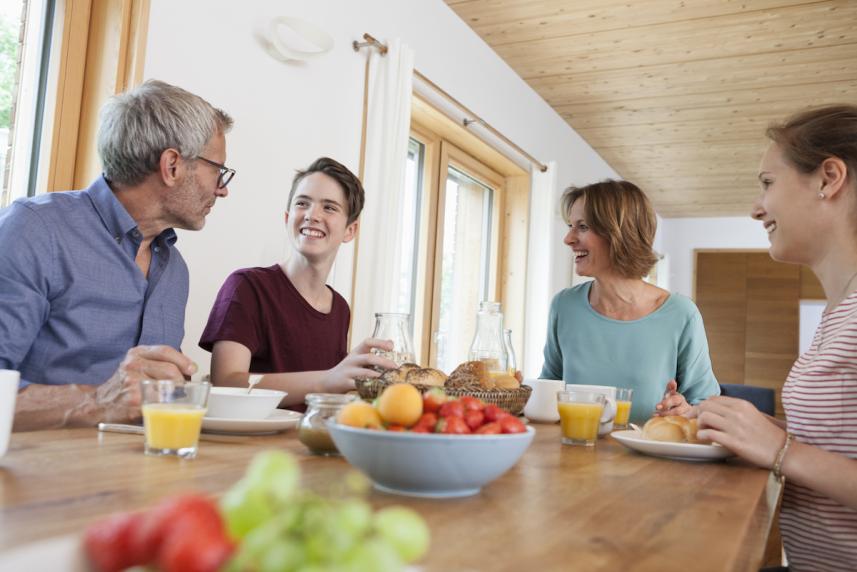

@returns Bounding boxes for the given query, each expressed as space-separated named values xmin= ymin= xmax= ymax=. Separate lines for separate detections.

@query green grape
xmin=336 ymin=499 xmax=373 ymax=538
xmin=260 ymin=539 xmax=306 ymax=572
xmin=344 ymin=471 xmax=371 ymax=496
xmin=245 ymin=450 xmax=299 ymax=503
xmin=373 ymin=507 xmax=430 ymax=563
xmin=221 ymin=482 xmax=274 ymax=539
xmin=219 ymin=451 xmax=431 ymax=572
xmin=341 ymin=538 xmax=403 ymax=572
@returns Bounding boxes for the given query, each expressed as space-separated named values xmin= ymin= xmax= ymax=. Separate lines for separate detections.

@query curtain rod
xmin=352 ymin=33 xmax=548 ymax=173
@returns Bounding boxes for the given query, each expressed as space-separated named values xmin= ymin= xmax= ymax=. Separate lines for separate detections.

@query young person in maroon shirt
xmin=199 ymin=157 xmax=396 ymax=408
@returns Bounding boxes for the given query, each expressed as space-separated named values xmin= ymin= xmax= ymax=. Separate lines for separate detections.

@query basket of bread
xmin=356 ymin=361 xmax=532 ymax=415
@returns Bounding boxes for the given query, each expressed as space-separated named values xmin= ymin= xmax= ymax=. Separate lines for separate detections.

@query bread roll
xmin=405 ymin=367 xmax=447 ymax=387
xmin=641 ymin=416 xmax=708 ymax=444
xmin=449 ymin=361 xmax=495 ymax=389
xmin=493 ymin=374 xmax=520 ymax=389
xmin=380 ymin=368 xmax=407 ymax=384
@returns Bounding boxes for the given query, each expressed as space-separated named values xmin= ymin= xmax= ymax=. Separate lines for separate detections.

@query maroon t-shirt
xmin=199 ymin=265 xmax=349 ymax=374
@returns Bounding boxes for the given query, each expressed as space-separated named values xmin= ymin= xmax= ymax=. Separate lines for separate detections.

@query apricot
xmin=377 ymin=383 xmax=423 ymax=427
xmin=337 ymin=401 xmax=383 ymax=429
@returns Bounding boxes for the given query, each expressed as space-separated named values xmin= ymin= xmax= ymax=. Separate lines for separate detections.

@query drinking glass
xmin=371 ymin=313 xmax=415 ymax=366
xmin=557 ymin=391 xmax=606 ymax=446
xmin=141 ymin=380 xmax=210 ymax=459
xmin=614 ymin=388 xmax=634 ymax=430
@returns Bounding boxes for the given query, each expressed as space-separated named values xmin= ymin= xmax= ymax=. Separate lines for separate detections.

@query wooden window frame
xmin=410 ymin=96 xmax=530 ymax=369
xmin=45 ymin=0 xmax=150 ymax=194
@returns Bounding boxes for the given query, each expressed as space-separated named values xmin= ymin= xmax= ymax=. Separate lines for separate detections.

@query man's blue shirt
xmin=0 ymin=176 xmax=189 ymax=388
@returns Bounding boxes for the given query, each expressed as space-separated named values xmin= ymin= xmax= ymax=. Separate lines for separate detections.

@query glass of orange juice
xmin=557 ymin=391 xmax=606 ymax=446
xmin=141 ymin=380 xmax=210 ymax=459
xmin=613 ymin=388 xmax=634 ymax=430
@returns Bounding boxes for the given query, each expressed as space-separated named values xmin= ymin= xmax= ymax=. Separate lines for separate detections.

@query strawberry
xmin=84 ymin=511 xmax=145 ymax=572
xmin=437 ymin=416 xmax=471 ymax=434
xmin=475 ymin=422 xmax=502 ymax=434
xmin=499 ymin=416 xmax=527 ymax=434
xmin=438 ymin=399 xmax=465 ymax=418
xmin=422 ymin=388 xmax=448 ymax=413
xmin=483 ymin=404 xmax=511 ymax=423
xmin=460 ymin=395 xmax=485 ymax=412
xmin=464 ymin=409 xmax=485 ymax=431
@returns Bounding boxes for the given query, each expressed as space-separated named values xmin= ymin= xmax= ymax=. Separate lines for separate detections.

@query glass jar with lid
xmin=298 ymin=393 xmax=357 ymax=456
xmin=468 ymin=301 xmax=508 ymax=375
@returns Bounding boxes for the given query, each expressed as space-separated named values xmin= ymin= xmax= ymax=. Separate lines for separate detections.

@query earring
xmin=819 ymin=192 xmax=826 ymax=199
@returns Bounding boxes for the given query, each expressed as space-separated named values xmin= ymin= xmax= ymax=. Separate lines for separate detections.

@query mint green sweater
xmin=540 ymin=282 xmax=720 ymax=424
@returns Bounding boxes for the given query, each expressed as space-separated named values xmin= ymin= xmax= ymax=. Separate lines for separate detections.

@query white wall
xmin=143 ymin=0 xmax=616 ymax=373
xmin=658 ymin=216 xmax=770 ymax=298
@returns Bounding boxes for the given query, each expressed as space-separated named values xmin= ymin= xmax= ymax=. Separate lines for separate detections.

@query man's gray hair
xmin=97 ymin=79 xmax=233 ymax=186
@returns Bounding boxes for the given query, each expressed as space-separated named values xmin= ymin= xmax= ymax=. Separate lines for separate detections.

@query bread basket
xmin=354 ymin=377 xmax=532 ymax=416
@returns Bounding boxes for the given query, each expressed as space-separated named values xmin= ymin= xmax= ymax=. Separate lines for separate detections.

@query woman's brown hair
xmin=560 ymin=180 xmax=659 ymax=279
xmin=766 ymin=104 xmax=857 ymax=185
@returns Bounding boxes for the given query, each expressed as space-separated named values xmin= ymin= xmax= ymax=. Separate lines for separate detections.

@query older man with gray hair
xmin=0 ymin=80 xmax=234 ymax=431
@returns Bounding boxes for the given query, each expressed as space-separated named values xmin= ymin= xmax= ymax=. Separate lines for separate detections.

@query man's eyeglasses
xmin=195 ymin=156 xmax=236 ymax=189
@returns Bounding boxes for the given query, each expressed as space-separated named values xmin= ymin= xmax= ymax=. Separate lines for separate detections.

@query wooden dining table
xmin=0 ymin=424 xmax=780 ymax=571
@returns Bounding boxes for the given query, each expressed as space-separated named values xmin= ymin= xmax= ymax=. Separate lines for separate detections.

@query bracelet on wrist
xmin=772 ymin=433 xmax=795 ymax=482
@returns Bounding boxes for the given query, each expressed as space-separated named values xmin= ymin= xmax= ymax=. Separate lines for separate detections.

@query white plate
xmin=202 ymin=409 xmax=302 ymax=435
xmin=611 ymin=429 xmax=734 ymax=462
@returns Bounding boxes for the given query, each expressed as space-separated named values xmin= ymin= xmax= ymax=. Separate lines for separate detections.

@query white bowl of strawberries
xmin=328 ymin=385 xmax=535 ymax=498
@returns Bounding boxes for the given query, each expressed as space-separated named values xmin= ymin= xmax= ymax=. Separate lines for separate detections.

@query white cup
xmin=565 ymin=384 xmax=617 ymax=436
xmin=523 ymin=379 xmax=565 ymax=423
xmin=0 ymin=370 xmax=20 ymax=457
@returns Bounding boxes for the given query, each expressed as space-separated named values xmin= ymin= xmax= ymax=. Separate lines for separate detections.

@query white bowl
xmin=205 ymin=387 xmax=286 ymax=420
xmin=328 ymin=423 xmax=535 ymax=498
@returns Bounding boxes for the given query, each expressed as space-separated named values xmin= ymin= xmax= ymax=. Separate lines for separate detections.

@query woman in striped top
xmin=693 ymin=105 xmax=857 ymax=571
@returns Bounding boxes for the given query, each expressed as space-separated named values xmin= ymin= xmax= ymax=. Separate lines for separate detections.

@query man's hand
xmin=94 ymin=346 xmax=197 ymax=423
xmin=323 ymin=338 xmax=398 ymax=394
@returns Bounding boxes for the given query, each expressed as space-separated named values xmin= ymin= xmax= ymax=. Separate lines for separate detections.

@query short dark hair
xmin=560 ymin=180 xmax=659 ymax=279
xmin=287 ymin=157 xmax=365 ymax=225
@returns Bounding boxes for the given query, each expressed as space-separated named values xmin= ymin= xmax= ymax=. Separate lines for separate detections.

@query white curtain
xmin=523 ymin=161 xmax=558 ymax=377
xmin=350 ymin=39 xmax=415 ymax=344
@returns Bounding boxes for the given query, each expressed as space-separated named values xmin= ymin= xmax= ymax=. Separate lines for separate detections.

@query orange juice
xmin=142 ymin=403 xmax=206 ymax=450
xmin=558 ymin=402 xmax=603 ymax=443
xmin=614 ymin=400 xmax=632 ymax=427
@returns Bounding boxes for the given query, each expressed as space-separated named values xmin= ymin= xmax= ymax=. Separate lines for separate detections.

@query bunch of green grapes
xmin=220 ymin=451 xmax=429 ymax=572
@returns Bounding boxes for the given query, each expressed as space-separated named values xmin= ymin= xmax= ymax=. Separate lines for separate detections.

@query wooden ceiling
xmin=445 ymin=0 xmax=857 ymax=217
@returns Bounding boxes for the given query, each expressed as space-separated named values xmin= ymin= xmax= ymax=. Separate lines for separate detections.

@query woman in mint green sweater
xmin=540 ymin=180 xmax=719 ymax=424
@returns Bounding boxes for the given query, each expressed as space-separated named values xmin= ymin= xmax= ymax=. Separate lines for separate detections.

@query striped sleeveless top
xmin=781 ymin=290 xmax=857 ymax=571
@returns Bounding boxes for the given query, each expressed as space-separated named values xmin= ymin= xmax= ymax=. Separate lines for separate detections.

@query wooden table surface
xmin=0 ymin=424 xmax=780 ymax=572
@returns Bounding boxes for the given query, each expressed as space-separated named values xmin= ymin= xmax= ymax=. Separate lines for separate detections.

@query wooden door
xmin=694 ymin=251 xmax=821 ymax=418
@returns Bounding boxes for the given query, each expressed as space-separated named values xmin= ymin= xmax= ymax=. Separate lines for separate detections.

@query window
xmin=397 ymin=96 xmax=530 ymax=371
xmin=392 ymin=138 xmax=425 ymax=336
xmin=1 ymin=0 xmax=55 ymax=207
xmin=434 ymin=158 xmax=502 ymax=372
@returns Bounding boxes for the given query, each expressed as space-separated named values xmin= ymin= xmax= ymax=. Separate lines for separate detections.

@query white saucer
xmin=202 ymin=409 xmax=302 ymax=435
xmin=611 ymin=429 xmax=734 ymax=462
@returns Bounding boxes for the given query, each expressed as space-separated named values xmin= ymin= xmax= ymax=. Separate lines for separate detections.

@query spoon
xmin=247 ymin=374 xmax=263 ymax=394
xmin=629 ymin=423 xmax=642 ymax=432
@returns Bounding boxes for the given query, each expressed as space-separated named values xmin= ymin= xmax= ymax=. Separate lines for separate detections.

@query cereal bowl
xmin=205 ymin=387 xmax=286 ymax=420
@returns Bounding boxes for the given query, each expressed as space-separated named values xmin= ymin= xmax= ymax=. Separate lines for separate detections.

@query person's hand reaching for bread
xmin=696 ymin=396 xmax=787 ymax=469
xmin=654 ymin=379 xmax=695 ymax=417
